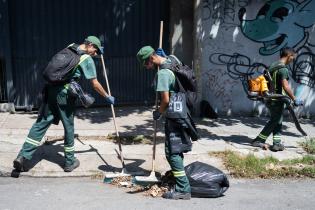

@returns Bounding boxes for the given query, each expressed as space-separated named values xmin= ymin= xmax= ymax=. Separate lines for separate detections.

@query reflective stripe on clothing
xmin=78 ymin=54 xmax=90 ymax=65
xmin=172 ymin=170 xmax=186 ymax=177
xmin=258 ymin=133 xmax=267 ymax=140
xmin=273 ymin=135 xmax=281 ymax=142
xmin=25 ymin=137 xmax=40 ymax=147
xmin=64 ymin=146 xmax=75 ymax=152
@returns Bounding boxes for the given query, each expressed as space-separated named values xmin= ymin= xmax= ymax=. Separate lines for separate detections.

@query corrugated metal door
xmin=8 ymin=0 xmax=169 ymax=108
xmin=0 ymin=59 xmax=7 ymax=102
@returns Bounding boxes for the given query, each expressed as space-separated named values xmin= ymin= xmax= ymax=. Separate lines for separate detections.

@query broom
xmin=134 ymin=21 xmax=164 ymax=183
xmin=100 ymin=54 xmax=143 ymax=179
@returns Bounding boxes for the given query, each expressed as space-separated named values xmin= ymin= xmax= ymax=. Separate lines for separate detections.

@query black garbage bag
xmin=185 ymin=161 xmax=229 ymax=198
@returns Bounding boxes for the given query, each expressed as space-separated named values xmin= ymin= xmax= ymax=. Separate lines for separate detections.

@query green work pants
xmin=18 ymin=86 xmax=76 ymax=166
xmin=165 ymin=119 xmax=191 ymax=193
xmin=256 ymin=101 xmax=285 ymax=144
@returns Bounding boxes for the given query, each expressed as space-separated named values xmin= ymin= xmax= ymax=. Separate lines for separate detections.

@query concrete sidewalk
xmin=0 ymin=106 xmax=313 ymax=177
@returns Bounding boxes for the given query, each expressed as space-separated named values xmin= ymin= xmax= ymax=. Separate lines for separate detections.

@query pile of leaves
xmin=108 ymin=171 xmax=176 ymax=197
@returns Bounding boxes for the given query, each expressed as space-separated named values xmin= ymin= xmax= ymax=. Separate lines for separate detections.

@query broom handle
xmin=100 ymin=54 xmax=125 ymax=168
xmin=152 ymin=21 xmax=164 ymax=172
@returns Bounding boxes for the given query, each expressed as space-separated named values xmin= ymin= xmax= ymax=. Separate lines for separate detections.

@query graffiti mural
xmin=201 ymin=0 xmax=315 ymax=113
xmin=204 ymin=69 xmax=239 ymax=112
xmin=239 ymin=0 xmax=315 ymax=56
xmin=292 ymin=41 xmax=315 ymax=87
xmin=238 ymin=0 xmax=315 ymax=87
xmin=206 ymin=0 xmax=315 ymax=88
xmin=202 ymin=0 xmax=250 ymax=30
xmin=209 ymin=50 xmax=315 ymax=88
xmin=209 ymin=53 xmax=267 ymax=80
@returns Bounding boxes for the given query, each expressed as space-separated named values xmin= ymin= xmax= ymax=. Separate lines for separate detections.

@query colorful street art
xmin=200 ymin=0 xmax=315 ymax=113
xmin=206 ymin=0 xmax=315 ymax=88
xmin=239 ymin=0 xmax=315 ymax=55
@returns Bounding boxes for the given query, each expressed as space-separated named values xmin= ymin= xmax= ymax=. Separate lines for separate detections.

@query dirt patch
xmin=45 ymin=134 xmax=164 ymax=145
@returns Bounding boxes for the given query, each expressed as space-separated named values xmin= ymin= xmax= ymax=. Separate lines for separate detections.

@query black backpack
xmin=161 ymin=55 xmax=198 ymax=110
xmin=43 ymin=44 xmax=81 ymax=84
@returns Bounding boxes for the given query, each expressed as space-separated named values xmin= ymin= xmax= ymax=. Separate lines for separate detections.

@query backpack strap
xmin=160 ymin=55 xmax=182 ymax=71
xmin=78 ymin=54 xmax=90 ymax=65
xmin=160 ymin=56 xmax=187 ymax=93
xmin=67 ymin=43 xmax=80 ymax=53
xmin=64 ymin=54 xmax=90 ymax=87
xmin=168 ymin=55 xmax=182 ymax=65
xmin=269 ymin=64 xmax=286 ymax=94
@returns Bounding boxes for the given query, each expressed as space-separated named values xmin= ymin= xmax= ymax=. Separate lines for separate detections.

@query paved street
xmin=0 ymin=177 xmax=314 ymax=210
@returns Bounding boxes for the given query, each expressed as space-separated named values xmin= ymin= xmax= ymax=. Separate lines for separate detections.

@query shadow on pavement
xmin=220 ymin=135 xmax=253 ymax=145
xmin=76 ymin=106 xmax=166 ymax=146
xmin=196 ymin=116 xmax=304 ymax=146
xmin=10 ymin=141 xmax=117 ymax=176
xmin=98 ymin=149 xmax=149 ymax=174
xmin=75 ymin=106 xmax=151 ymax=124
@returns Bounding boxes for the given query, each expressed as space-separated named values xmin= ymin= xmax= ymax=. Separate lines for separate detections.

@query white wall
xmin=194 ymin=0 xmax=315 ymax=117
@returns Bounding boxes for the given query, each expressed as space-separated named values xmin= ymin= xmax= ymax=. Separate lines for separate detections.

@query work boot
xmin=162 ymin=190 xmax=191 ymax=200
xmin=64 ymin=158 xmax=80 ymax=172
xmin=13 ymin=156 xmax=26 ymax=172
xmin=251 ymin=140 xmax=269 ymax=150
xmin=269 ymin=143 xmax=285 ymax=152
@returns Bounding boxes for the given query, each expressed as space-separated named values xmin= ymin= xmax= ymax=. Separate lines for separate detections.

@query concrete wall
xmin=169 ymin=0 xmax=194 ymax=66
xmin=194 ymin=0 xmax=315 ymax=117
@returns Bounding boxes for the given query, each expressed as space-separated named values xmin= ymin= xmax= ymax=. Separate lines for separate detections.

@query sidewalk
xmin=0 ymin=106 xmax=313 ymax=177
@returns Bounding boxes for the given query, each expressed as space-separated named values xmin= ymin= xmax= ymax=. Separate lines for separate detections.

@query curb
xmin=0 ymin=165 xmax=104 ymax=178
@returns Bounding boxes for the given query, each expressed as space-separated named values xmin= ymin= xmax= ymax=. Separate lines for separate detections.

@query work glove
xmin=156 ymin=48 xmax=167 ymax=57
xmin=153 ymin=110 xmax=162 ymax=120
xmin=294 ymin=99 xmax=303 ymax=106
xmin=99 ymin=47 xmax=104 ymax=55
xmin=105 ymin=96 xmax=115 ymax=105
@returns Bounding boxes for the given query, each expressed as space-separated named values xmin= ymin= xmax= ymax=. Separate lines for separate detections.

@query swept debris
xmin=107 ymin=171 xmax=175 ymax=198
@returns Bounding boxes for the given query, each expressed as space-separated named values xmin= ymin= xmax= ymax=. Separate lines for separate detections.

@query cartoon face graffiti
xmin=239 ymin=0 xmax=315 ymax=55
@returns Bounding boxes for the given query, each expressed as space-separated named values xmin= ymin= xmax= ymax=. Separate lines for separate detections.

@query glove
xmin=294 ymin=99 xmax=303 ymax=106
xmin=155 ymin=48 xmax=167 ymax=57
xmin=105 ymin=96 xmax=115 ymax=105
xmin=153 ymin=110 xmax=161 ymax=120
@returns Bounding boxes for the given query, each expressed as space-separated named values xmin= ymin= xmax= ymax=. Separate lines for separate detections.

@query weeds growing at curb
xmin=299 ymin=138 xmax=315 ymax=154
xmin=209 ymin=151 xmax=315 ymax=178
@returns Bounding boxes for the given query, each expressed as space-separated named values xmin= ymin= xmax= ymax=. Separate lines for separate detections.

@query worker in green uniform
xmin=251 ymin=47 xmax=303 ymax=152
xmin=137 ymin=46 xmax=191 ymax=200
xmin=13 ymin=36 xmax=115 ymax=172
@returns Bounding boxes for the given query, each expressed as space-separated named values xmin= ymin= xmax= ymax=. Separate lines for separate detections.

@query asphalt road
xmin=0 ymin=177 xmax=314 ymax=210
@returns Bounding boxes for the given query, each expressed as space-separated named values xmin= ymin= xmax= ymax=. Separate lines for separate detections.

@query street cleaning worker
xmin=13 ymin=36 xmax=115 ymax=172
xmin=251 ymin=47 xmax=303 ymax=152
xmin=137 ymin=46 xmax=192 ymax=200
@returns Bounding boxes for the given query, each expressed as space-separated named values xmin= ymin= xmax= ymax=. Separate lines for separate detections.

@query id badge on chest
xmin=165 ymin=92 xmax=188 ymax=119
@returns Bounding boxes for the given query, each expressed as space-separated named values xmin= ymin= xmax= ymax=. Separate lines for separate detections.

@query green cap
xmin=136 ymin=46 xmax=155 ymax=66
xmin=85 ymin=36 xmax=103 ymax=54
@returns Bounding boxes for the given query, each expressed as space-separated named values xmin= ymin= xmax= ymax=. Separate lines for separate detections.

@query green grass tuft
xmin=300 ymin=138 xmax=315 ymax=154
xmin=209 ymin=151 xmax=315 ymax=178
